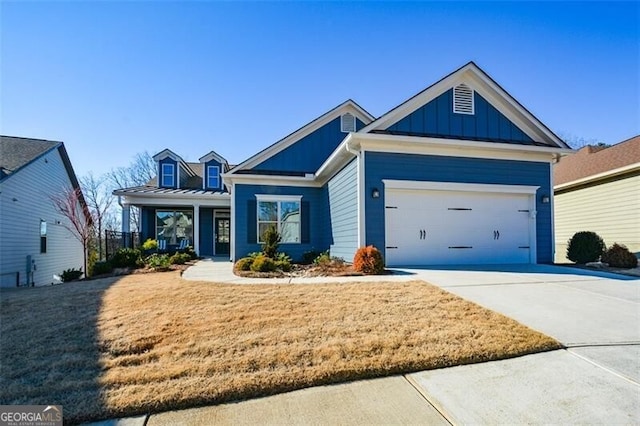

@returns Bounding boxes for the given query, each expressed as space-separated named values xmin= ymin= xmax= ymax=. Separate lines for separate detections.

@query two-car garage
xmin=383 ymin=181 xmax=538 ymax=266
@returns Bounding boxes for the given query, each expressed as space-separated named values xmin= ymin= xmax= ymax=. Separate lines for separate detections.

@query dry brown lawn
xmin=0 ymin=272 xmax=561 ymax=423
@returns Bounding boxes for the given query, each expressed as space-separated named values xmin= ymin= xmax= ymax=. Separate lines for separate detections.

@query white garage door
xmin=384 ymin=185 xmax=535 ymax=266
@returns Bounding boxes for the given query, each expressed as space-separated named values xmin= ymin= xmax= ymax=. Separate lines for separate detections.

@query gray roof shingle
xmin=0 ymin=135 xmax=60 ymax=178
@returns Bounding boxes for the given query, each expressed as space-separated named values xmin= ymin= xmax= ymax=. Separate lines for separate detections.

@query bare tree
xmin=81 ymin=172 xmax=114 ymax=260
xmin=107 ymin=151 xmax=155 ymax=232
xmin=51 ymin=187 xmax=94 ymax=277
xmin=559 ymin=132 xmax=609 ymax=150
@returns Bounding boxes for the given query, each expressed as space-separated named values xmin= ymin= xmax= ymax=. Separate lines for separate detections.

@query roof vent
xmin=453 ymin=83 xmax=474 ymax=115
xmin=341 ymin=113 xmax=356 ymax=133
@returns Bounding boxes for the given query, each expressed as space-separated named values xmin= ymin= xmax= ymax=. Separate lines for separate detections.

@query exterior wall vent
xmin=341 ymin=113 xmax=356 ymax=133
xmin=453 ymin=83 xmax=474 ymax=115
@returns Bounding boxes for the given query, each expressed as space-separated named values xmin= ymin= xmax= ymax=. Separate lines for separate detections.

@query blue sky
xmin=2 ymin=1 xmax=638 ymax=179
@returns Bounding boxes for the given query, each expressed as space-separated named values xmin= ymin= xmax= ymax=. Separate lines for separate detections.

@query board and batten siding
xmin=326 ymin=158 xmax=358 ymax=261
xmin=364 ymin=152 xmax=553 ymax=263
xmin=554 ymin=174 xmax=640 ymax=262
xmin=0 ymin=148 xmax=84 ymax=287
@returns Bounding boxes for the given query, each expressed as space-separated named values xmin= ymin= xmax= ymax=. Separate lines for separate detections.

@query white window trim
xmin=255 ymin=195 xmax=302 ymax=244
xmin=207 ymin=165 xmax=220 ymax=189
xmin=161 ymin=163 xmax=175 ymax=187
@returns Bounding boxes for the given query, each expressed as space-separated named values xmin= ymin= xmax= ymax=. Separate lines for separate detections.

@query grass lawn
xmin=0 ymin=272 xmax=561 ymax=423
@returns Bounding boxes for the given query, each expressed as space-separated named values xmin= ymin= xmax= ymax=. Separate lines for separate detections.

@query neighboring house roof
xmin=0 ymin=135 xmax=60 ymax=178
xmin=554 ymin=135 xmax=640 ymax=188
xmin=0 ymin=135 xmax=93 ymax=224
xmin=360 ymin=61 xmax=569 ymax=149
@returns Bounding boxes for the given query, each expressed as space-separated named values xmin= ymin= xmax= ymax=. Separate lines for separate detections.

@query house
xmin=114 ymin=62 xmax=571 ymax=266
xmin=554 ymin=135 xmax=640 ymax=261
xmin=0 ymin=136 xmax=87 ymax=286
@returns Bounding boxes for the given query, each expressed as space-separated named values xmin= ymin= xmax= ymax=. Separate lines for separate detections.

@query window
xmin=155 ymin=210 xmax=193 ymax=245
xmin=40 ymin=220 xmax=47 ymax=254
xmin=207 ymin=165 xmax=220 ymax=189
xmin=257 ymin=196 xmax=301 ymax=243
xmin=161 ymin=163 xmax=175 ymax=187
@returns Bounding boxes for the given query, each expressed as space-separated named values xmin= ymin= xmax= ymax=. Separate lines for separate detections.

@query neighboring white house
xmin=554 ymin=135 xmax=640 ymax=262
xmin=0 ymin=136 xmax=88 ymax=287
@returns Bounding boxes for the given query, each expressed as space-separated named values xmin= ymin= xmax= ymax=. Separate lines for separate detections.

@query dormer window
xmin=161 ymin=163 xmax=175 ymax=187
xmin=207 ymin=165 xmax=220 ymax=189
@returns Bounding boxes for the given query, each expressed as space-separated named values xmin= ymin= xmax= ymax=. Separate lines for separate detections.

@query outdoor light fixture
xmin=541 ymin=195 xmax=550 ymax=204
xmin=372 ymin=188 xmax=380 ymax=198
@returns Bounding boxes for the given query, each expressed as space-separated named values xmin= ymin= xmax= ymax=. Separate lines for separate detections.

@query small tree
xmin=81 ymin=172 xmax=114 ymax=260
xmin=261 ymin=225 xmax=280 ymax=259
xmin=51 ymin=187 xmax=94 ymax=278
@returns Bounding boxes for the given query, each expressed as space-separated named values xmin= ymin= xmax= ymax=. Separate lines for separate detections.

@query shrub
xmin=235 ymin=257 xmax=254 ymax=271
xmin=250 ymin=255 xmax=277 ymax=272
xmin=91 ymin=261 xmax=113 ymax=276
xmin=169 ymin=252 xmax=191 ymax=265
xmin=179 ymin=246 xmax=198 ymax=260
xmin=601 ymin=243 xmax=638 ymax=268
xmin=313 ymin=251 xmax=331 ymax=265
xmin=110 ymin=248 xmax=143 ymax=268
xmin=301 ymin=250 xmax=322 ymax=265
xmin=247 ymin=252 xmax=262 ymax=260
xmin=142 ymin=238 xmax=159 ymax=251
xmin=61 ymin=268 xmax=83 ymax=282
xmin=261 ymin=226 xmax=280 ymax=259
xmin=353 ymin=245 xmax=385 ymax=275
xmin=274 ymin=253 xmax=292 ymax=272
xmin=146 ymin=253 xmax=171 ymax=270
xmin=566 ymin=231 xmax=606 ymax=264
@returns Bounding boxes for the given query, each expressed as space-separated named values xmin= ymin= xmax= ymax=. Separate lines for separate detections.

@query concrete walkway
xmin=88 ymin=262 xmax=639 ymax=425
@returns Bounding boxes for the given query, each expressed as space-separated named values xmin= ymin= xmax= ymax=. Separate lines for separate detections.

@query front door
xmin=215 ymin=218 xmax=230 ymax=255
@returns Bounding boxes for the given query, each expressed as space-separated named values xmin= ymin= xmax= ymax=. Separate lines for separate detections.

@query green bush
xmin=566 ymin=231 xmax=606 ymax=264
xmin=91 ymin=261 xmax=113 ymax=276
xmin=301 ymin=250 xmax=322 ymax=265
xmin=235 ymin=257 xmax=254 ymax=271
xmin=601 ymin=243 xmax=638 ymax=268
xmin=142 ymin=238 xmax=159 ymax=251
xmin=110 ymin=248 xmax=143 ymax=268
xmin=179 ymin=246 xmax=197 ymax=260
xmin=250 ymin=255 xmax=277 ymax=272
xmin=275 ymin=260 xmax=292 ymax=272
xmin=146 ymin=253 xmax=171 ymax=270
xmin=353 ymin=245 xmax=385 ymax=275
xmin=261 ymin=226 xmax=280 ymax=259
xmin=61 ymin=268 xmax=83 ymax=282
xmin=169 ymin=252 xmax=191 ymax=265
xmin=313 ymin=251 xmax=331 ymax=265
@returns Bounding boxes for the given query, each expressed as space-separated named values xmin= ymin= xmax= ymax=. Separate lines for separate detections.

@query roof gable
xmin=228 ymin=100 xmax=374 ymax=175
xmin=199 ymin=150 xmax=228 ymax=166
xmin=360 ymin=62 xmax=568 ymax=149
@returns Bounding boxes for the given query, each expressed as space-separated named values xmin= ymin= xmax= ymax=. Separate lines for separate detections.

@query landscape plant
xmin=110 ymin=248 xmax=142 ymax=268
xmin=353 ymin=245 xmax=385 ymax=274
xmin=566 ymin=231 xmax=606 ymax=264
xmin=145 ymin=253 xmax=171 ymax=271
xmin=261 ymin=225 xmax=280 ymax=259
xmin=141 ymin=238 xmax=159 ymax=251
xmin=60 ymin=267 xmax=83 ymax=282
xmin=601 ymin=243 xmax=638 ymax=268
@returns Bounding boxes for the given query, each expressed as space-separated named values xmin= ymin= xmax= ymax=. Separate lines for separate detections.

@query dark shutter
xmin=301 ymin=201 xmax=310 ymax=244
xmin=247 ymin=200 xmax=257 ymax=243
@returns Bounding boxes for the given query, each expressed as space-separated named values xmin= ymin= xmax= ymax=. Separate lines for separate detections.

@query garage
xmin=383 ymin=181 xmax=538 ymax=266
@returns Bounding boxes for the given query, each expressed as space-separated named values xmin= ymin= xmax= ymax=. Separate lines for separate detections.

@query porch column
xmin=193 ymin=204 xmax=200 ymax=255
xmin=121 ymin=203 xmax=131 ymax=233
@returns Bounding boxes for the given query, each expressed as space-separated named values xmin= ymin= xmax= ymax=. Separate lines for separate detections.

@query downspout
xmin=345 ymin=134 xmax=366 ymax=249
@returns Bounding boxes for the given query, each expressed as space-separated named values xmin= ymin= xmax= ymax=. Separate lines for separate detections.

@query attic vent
xmin=453 ymin=83 xmax=474 ymax=115
xmin=341 ymin=113 xmax=356 ymax=133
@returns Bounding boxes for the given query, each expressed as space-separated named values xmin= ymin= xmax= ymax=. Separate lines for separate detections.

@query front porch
xmin=114 ymin=187 xmax=231 ymax=258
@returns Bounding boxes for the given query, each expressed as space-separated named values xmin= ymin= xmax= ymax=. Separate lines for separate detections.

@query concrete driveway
xmin=402 ymin=264 xmax=640 ymax=424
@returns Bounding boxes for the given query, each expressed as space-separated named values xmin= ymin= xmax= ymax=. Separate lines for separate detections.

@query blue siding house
xmin=115 ymin=62 xmax=570 ymax=266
